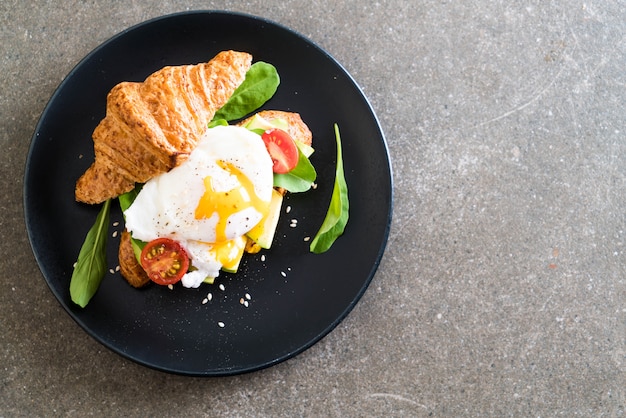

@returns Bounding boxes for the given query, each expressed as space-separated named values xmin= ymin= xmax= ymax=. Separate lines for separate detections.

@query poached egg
xmin=123 ymin=125 xmax=274 ymax=287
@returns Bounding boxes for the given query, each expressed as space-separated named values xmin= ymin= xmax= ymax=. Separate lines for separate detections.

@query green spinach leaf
xmin=207 ymin=118 xmax=229 ymax=129
xmin=70 ymin=199 xmax=111 ymax=307
xmin=118 ymin=187 xmax=139 ymax=212
xmin=212 ymin=62 xmax=280 ymax=122
xmin=118 ymin=188 xmax=146 ymax=261
xmin=273 ymin=142 xmax=317 ymax=193
xmin=310 ymin=124 xmax=349 ymax=253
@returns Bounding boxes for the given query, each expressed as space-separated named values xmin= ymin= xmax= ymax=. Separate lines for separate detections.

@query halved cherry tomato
xmin=261 ymin=128 xmax=299 ymax=174
xmin=140 ymin=238 xmax=190 ymax=286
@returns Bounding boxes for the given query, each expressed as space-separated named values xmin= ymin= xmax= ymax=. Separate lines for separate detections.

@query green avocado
xmin=244 ymin=113 xmax=289 ymax=132
xmin=246 ymin=189 xmax=283 ymax=249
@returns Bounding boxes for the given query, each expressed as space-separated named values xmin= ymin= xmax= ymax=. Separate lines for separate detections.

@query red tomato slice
xmin=261 ymin=128 xmax=299 ymax=174
xmin=140 ymin=238 xmax=190 ymax=286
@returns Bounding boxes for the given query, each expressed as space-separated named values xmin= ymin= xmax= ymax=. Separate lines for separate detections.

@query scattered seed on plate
xmin=304 ymin=236 xmax=311 ymax=242
xmin=115 ymin=265 xmax=120 ymax=272
xmin=168 ymin=284 xmax=174 ymax=290
xmin=260 ymin=254 xmax=266 ymax=262
xmin=245 ymin=293 xmax=251 ymax=300
xmin=112 ymin=230 xmax=118 ymax=238
xmin=202 ymin=298 xmax=208 ymax=304
xmin=240 ymin=297 xmax=245 ymax=305
xmin=217 ymin=321 xmax=225 ymax=328
xmin=312 ymin=182 xmax=318 ymax=189
xmin=109 ymin=268 xmax=115 ymax=274
xmin=113 ymin=221 xmax=120 ymax=227
xmin=281 ymin=271 xmax=287 ymax=277
xmin=207 ymin=292 xmax=212 ymax=301
xmin=285 ymin=205 xmax=291 ymax=213
xmin=219 ymin=284 xmax=225 ymax=291
xmin=244 ymin=300 xmax=249 ymax=308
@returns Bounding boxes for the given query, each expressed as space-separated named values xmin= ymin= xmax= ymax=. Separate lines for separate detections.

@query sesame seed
xmin=207 ymin=292 xmax=212 ymax=301
xmin=312 ymin=183 xmax=318 ymax=189
xmin=113 ymin=221 xmax=120 ymax=227
xmin=261 ymin=254 xmax=266 ymax=262
xmin=285 ymin=205 xmax=291 ymax=213
xmin=245 ymin=293 xmax=251 ymax=300
xmin=218 ymin=321 xmax=225 ymax=328
xmin=112 ymin=230 xmax=118 ymax=238
xmin=304 ymin=236 xmax=311 ymax=242
xmin=115 ymin=265 xmax=120 ymax=272
xmin=202 ymin=298 xmax=208 ymax=304
xmin=281 ymin=271 xmax=287 ymax=277
xmin=219 ymin=284 xmax=225 ymax=291
xmin=168 ymin=284 xmax=174 ymax=290
xmin=244 ymin=300 xmax=249 ymax=308
xmin=240 ymin=297 xmax=245 ymax=305
xmin=109 ymin=268 xmax=115 ymax=274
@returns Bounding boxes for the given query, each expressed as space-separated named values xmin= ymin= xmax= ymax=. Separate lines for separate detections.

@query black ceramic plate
xmin=24 ymin=11 xmax=392 ymax=376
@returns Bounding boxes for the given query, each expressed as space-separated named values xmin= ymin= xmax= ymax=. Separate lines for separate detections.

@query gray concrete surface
xmin=2 ymin=1 xmax=624 ymax=416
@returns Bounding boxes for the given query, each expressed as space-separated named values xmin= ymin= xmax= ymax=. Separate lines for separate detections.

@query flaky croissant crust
xmin=75 ymin=50 xmax=253 ymax=204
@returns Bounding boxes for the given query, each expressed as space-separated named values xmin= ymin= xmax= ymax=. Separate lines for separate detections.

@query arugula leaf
xmin=212 ymin=62 xmax=280 ymax=122
xmin=273 ymin=142 xmax=317 ymax=192
xmin=310 ymin=124 xmax=349 ymax=254
xmin=70 ymin=199 xmax=111 ymax=307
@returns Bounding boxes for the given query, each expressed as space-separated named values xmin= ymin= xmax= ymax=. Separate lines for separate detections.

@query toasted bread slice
xmin=118 ymin=230 xmax=150 ymax=288
xmin=76 ymin=50 xmax=252 ymax=204
xmin=238 ymin=110 xmax=312 ymax=147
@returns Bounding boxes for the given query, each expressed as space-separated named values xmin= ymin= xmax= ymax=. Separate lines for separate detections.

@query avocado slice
xmin=244 ymin=113 xmax=289 ymax=132
xmin=246 ymin=188 xmax=283 ymax=249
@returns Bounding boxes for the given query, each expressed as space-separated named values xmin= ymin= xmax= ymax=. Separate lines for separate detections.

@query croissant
xmin=75 ymin=50 xmax=253 ymax=204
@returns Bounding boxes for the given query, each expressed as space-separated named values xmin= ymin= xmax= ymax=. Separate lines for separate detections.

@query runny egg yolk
xmin=207 ymin=236 xmax=247 ymax=271
xmin=194 ymin=160 xmax=269 ymax=242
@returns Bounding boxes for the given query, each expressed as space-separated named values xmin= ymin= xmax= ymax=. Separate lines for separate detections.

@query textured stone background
xmin=2 ymin=1 xmax=624 ymax=416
